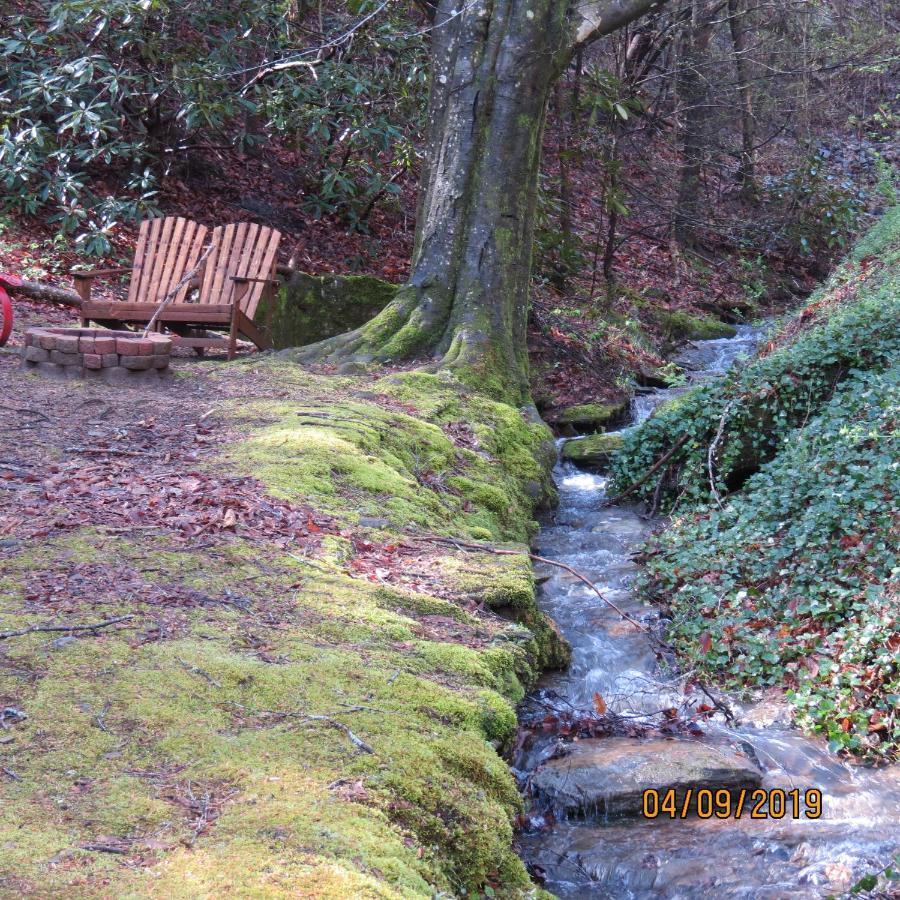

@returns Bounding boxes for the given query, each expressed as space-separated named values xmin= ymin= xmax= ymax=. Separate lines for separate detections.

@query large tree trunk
xmin=292 ymin=0 xmax=668 ymax=402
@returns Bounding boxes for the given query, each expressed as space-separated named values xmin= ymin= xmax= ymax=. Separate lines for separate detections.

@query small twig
xmin=0 ymin=615 xmax=133 ymax=641
xmin=64 ymin=446 xmax=159 ymax=457
xmin=142 ymin=243 xmax=217 ymax=337
xmin=287 ymin=552 xmax=336 ymax=575
xmin=0 ymin=404 xmax=51 ymax=422
xmin=93 ymin=702 xmax=114 ymax=735
xmin=80 ymin=843 xmax=129 ymax=855
xmin=707 ymin=400 xmax=734 ymax=508
xmin=603 ymin=432 xmax=690 ymax=506
xmin=1 ymin=766 xmax=21 ymax=781
xmin=176 ymin=657 xmax=223 ymax=688
xmin=227 ymin=702 xmax=374 ymax=754
xmin=305 ymin=716 xmax=375 ymax=754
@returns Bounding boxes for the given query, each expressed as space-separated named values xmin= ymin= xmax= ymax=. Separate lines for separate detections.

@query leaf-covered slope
xmin=643 ymin=368 xmax=899 ymax=759
xmin=609 ymin=206 xmax=900 ymax=510
xmin=618 ymin=210 xmax=900 ymax=760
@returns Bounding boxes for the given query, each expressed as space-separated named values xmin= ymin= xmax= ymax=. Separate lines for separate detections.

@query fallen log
xmin=3 ymin=277 xmax=82 ymax=309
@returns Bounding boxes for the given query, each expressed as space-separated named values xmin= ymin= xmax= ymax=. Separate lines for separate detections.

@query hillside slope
xmin=613 ymin=209 xmax=900 ymax=760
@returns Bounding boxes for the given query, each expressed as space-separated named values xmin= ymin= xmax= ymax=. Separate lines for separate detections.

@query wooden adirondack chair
xmin=77 ymin=217 xmax=282 ymax=358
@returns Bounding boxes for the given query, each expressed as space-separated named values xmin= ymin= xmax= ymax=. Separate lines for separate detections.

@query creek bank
xmin=517 ymin=212 xmax=900 ymax=897
xmin=1 ymin=353 xmax=570 ymax=898
xmin=613 ymin=208 xmax=900 ymax=761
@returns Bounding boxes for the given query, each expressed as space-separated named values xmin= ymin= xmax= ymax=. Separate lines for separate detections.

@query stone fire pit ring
xmin=22 ymin=327 xmax=172 ymax=383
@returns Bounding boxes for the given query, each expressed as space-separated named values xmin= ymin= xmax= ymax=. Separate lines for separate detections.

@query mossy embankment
xmin=0 ymin=360 xmax=567 ymax=896
xmin=611 ymin=209 xmax=900 ymax=761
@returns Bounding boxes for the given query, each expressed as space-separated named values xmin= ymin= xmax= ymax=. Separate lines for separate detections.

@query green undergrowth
xmin=1 ymin=363 xmax=567 ymax=896
xmin=643 ymin=368 xmax=899 ymax=760
xmin=610 ymin=206 xmax=900 ymax=509
xmin=622 ymin=210 xmax=900 ymax=761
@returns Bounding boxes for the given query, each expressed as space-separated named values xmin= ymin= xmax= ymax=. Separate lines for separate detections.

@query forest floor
xmin=0 ymin=315 xmax=577 ymax=896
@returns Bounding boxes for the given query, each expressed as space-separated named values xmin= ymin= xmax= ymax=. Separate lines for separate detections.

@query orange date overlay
xmin=641 ymin=788 xmax=823 ymax=819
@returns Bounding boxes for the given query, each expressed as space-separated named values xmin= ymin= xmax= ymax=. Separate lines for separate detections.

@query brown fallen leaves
xmin=2 ymin=457 xmax=332 ymax=547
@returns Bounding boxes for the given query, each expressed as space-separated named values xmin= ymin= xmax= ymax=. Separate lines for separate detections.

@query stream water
xmin=516 ymin=327 xmax=900 ymax=898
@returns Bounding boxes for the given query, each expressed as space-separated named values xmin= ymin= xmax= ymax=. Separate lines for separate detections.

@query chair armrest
xmin=71 ymin=267 xmax=132 ymax=280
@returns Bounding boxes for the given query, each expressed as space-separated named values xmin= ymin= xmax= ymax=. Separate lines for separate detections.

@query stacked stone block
xmin=22 ymin=328 xmax=172 ymax=382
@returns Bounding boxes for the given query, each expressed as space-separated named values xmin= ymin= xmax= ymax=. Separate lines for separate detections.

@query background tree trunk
xmin=673 ymin=0 xmax=716 ymax=248
xmin=728 ymin=0 xmax=756 ymax=198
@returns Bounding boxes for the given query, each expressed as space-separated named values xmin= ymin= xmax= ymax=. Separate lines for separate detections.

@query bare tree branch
xmin=573 ymin=0 xmax=672 ymax=47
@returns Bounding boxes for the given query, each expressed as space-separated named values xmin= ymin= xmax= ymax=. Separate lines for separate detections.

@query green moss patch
xmin=654 ymin=310 xmax=737 ymax=347
xmin=258 ymin=273 xmax=399 ymax=350
xmin=560 ymin=432 xmax=624 ymax=466
xmin=553 ymin=402 xmax=626 ymax=432
xmin=1 ymin=359 xmax=566 ymax=896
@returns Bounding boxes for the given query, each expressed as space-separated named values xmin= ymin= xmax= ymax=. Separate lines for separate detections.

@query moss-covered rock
xmin=561 ymin=432 xmax=624 ymax=466
xmin=656 ymin=310 xmax=737 ymax=346
xmin=258 ymin=272 xmax=399 ymax=350
xmin=554 ymin=401 xmax=626 ymax=432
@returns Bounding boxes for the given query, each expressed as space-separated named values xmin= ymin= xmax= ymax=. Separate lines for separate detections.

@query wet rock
xmin=531 ymin=737 xmax=763 ymax=818
xmin=264 ymin=273 xmax=398 ymax=350
xmin=358 ymin=516 xmax=390 ymax=529
xmin=554 ymin=402 xmax=626 ymax=433
xmin=560 ymin=432 xmax=624 ymax=466
xmin=635 ymin=364 xmax=670 ymax=388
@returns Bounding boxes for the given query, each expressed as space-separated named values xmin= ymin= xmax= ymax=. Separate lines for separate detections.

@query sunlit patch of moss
xmin=0 ymin=526 xmax=545 ymax=895
xmin=3 ymin=359 xmax=572 ymax=896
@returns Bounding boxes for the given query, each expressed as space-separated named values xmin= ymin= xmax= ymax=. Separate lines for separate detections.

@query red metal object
xmin=0 ymin=273 xmax=21 ymax=347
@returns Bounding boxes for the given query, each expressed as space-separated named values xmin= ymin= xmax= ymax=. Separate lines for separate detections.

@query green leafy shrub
xmin=610 ymin=206 xmax=900 ymax=510
xmin=642 ymin=367 xmax=899 ymax=760
xmin=763 ymin=145 xmax=866 ymax=259
xmin=0 ymin=0 xmax=427 ymax=251
xmin=618 ymin=210 xmax=900 ymax=761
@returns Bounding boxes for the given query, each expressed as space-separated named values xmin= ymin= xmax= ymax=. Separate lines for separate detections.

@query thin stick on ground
xmin=0 ymin=615 xmax=133 ymax=641
xmin=707 ymin=400 xmax=734 ymax=508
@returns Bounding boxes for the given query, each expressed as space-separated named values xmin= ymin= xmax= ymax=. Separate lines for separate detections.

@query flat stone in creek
xmin=531 ymin=737 xmax=763 ymax=818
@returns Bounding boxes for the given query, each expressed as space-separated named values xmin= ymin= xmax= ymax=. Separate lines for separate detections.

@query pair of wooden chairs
xmin=75 ymin=217 xmax=282 ymax=358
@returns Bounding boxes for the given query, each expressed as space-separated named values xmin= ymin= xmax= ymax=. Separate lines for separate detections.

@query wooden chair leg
xmin=228 ymin=306 xmax=239 ymax=360
xmin=74 ymin=277 xmax=92 ymax=328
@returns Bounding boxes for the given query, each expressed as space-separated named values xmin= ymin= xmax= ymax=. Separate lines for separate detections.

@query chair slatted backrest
xmin=127 ymin=216 xmax=208 ymax=304
xmin=198 ymin=223 xmax=282 ymax=318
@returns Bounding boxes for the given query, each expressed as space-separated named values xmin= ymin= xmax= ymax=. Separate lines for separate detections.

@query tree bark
xmin=3 ymin=279 xmax=82 ymax=309
xmin=727 ymin=0 xmax=756 ymax=198
xmin=292 ymin=0 xmax=669 ymax=402
xmin=673 ymin=0 xmax=716 ymax=249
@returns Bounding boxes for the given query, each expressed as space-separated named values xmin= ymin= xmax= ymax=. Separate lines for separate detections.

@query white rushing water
xmin=517 ymin=327 xmax=900 ymax=899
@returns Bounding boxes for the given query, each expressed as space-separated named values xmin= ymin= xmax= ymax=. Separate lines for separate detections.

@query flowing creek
xmin=516 ymin=327 xmax=900 ymax=898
